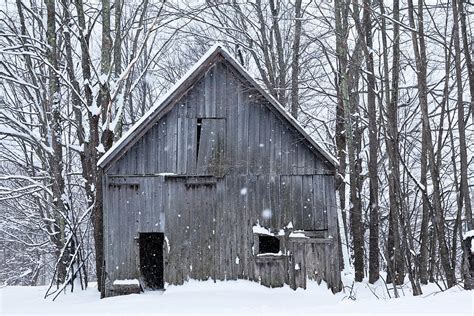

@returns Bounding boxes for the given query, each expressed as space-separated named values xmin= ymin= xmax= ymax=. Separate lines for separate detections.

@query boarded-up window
xmin=176 ymin=117 xmax=226 ymax=175
xmin=196 ymin=118 xmax=226 ymax=175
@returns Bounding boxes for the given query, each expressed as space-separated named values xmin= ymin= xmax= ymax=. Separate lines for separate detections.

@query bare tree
xmin=407 ymin=0 xmax=456 ymax=288
xmin=290 ymin=0 xmax=303 ymax=118
xmin=361 ymin=0 xmax=380 ymax=284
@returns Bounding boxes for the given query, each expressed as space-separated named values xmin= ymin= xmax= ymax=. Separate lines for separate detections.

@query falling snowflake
xmin=262 ymin=209 xmax=272 ymax=219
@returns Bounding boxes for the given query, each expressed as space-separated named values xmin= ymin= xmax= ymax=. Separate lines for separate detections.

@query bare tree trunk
xmin=452 ymin=0 xmax=472 ymax=231
xmin=447 ymin=86 xmax=463 ymax=276
xmin=335 ymin=0 xmax=365 ymax=281
xmin=459 ymin=0 xmax=474 ymax=128
xmin=407 ymin=0 xmax=456 ymax=288
xmin=397 ymin=158 xmax=423 ymax=295
xmin=347 ymin=6 xmax=364 ymax=280
xmin=335 ymin=99 xmax=348 ymax=260
xmin=334 ymin=0 xmax=349 ymax=262
xmin=385 ymin=0 xmax=405 ymax=286
xmin=45 ymin=0 xmax=67 ymax=286
xmin=363 ymin=0 xmax=380 ymax=284
xmin=71 ymin=0 xmax=102 ymax=291
xmin=378 ymin=0 xmax=403 ymax=287
xmin=452 ymin=0 xmax=473 ymax=290
xmin=114 ymin=0 xmax=123 ymax=77
xmin=428 ymin=228 xmax=436 ymax=282
xmin=419 ymin=128 xmax=430 ymax=284
xmin=94 ymin=0 xmax=113 ymax=293
xmin=254 ymin=0 xmax=277 ymax=98
xmin=348 ymin=65 xmax=364 ymax=282
xmin=290 ymin=0 xmax=302 ymax=118
xmin=269 ymin=0 xmax=287 ymax=106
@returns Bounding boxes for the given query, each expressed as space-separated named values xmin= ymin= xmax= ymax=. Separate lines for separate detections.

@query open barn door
xmin=139 ymin=232 xmax=164 ymax=289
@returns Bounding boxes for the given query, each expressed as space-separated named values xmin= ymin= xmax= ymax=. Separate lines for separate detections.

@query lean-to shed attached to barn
xmin=98 ymin=44 xmax=342 ymax=297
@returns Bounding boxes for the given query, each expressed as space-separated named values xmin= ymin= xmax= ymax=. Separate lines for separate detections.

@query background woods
xmin=0 ymin=0 xmax=472 ymax=297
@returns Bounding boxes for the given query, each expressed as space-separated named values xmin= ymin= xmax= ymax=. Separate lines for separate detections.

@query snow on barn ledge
xmin=99 ymin=44 xmax=341 ymax=298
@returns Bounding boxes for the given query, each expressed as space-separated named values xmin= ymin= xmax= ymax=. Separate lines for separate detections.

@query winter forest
xmin=0 ymin=0 xmax=473 ymax=312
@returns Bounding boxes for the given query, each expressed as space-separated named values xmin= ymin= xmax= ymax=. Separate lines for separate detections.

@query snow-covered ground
xmin=0 ymin=275 xmax=472 ymax=316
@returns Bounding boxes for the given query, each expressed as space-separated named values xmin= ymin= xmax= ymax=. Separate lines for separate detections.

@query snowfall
xmin=1 ymin=273 xmax=472 ymax=316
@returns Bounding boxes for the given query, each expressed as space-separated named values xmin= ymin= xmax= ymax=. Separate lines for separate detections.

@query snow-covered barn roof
xmin=98 ymin=44 xmax=338 ymax=169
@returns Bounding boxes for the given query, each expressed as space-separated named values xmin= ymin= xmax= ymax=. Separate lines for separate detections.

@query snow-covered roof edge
xmin=98 ymin=43 xmax=338 ymax=168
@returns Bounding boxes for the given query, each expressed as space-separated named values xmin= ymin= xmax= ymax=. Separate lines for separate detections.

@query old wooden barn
xmin=98 ymin=44 xmax=342 ymax=297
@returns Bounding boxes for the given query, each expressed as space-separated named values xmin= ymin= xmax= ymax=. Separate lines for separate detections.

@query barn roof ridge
xmin=98 ymin=44 xmax=338 ymax=168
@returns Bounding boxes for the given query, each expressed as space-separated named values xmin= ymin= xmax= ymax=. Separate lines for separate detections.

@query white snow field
xmin=1 ymin=275 xmax=472 ymax=316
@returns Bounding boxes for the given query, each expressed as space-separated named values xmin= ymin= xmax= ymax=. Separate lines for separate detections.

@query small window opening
xmin=259 ymin=235 xmax=280 ymax=254
xmin=196 ymin=118 xmax=202 ymax=162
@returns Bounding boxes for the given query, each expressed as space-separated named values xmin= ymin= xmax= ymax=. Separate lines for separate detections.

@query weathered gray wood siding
xmin=106 ymin=61 xmax=332 ymax=176
xmin=103 ymin=59 xmax=341 ymax=295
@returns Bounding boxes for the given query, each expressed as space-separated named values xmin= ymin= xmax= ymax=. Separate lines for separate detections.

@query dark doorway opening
xmin=139 ymin=232 xmax=164 ymax=289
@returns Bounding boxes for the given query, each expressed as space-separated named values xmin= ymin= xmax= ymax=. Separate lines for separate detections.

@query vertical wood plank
xmin=313 ymin=175 xmax=327 ymax=230
xmin=204 ymin=65 xmax=216 ymax=117
xmin=302 ymin=176 xmax=314 ymax=230
xmin=236 ymin=80 xmax=249 ymax=174
xmin=269 ymin=174 xmax=281 ymax=230
xmin=259 ymin=105 xmax=271 ymax=174
xmin=176 ymin=117 xmax=186 ymax=174
xmin=280 ymin=175 xmax=291 ymax=228
xmin=215 ymin=62 xmax=227 ymax=117
xmin=196 ymin=77 xmax=206 ymax=118
xmin=226 ymin=69 xmax=239 ymax=172
xmin=167 ymin=109 xmax=178 ymax=173
xmin=292 ymin=176 xmax=303 ymax=229
xmin=247 ymin=97 xmax=260 ymax=174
